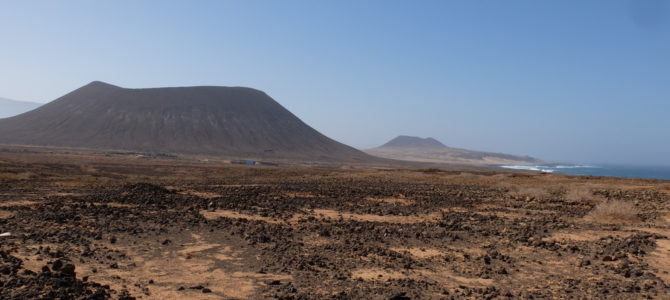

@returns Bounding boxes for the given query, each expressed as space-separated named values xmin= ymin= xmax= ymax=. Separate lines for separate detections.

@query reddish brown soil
xmin=1 ymin=152 xmax=669 ymax=299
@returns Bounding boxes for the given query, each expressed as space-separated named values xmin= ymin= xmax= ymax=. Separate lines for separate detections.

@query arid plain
xmin=1 ymin=150 xmax=669 ymax=299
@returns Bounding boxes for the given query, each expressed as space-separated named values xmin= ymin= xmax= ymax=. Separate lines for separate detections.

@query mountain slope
xmin=0 ymin=81 xmax=375 ymax=162
xmin=366 ymin=136 xmax=545 ymax=166
xmin=0 ymin=98 xmax=42 ymax=119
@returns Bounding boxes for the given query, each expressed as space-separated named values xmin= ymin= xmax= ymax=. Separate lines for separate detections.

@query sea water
xmin=500 ymin=164 xmax=670 ymax=181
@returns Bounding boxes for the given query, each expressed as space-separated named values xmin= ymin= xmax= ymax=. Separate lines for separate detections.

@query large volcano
xmin=0 ymin=81 xmax=373 ymax=161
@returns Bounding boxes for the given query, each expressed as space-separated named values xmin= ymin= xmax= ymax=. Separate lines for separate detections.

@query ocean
xmin=500 ymin=164 xmax=670 ymax=181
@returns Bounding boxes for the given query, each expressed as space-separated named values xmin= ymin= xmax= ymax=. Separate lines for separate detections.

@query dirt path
xmin=646 ymin=213 xmax=670 ymax=285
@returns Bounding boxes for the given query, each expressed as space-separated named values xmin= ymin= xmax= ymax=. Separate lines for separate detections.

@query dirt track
xmin=1 ymin=153 xmax=670 ymax=299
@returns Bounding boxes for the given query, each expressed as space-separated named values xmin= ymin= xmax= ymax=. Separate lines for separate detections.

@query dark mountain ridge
xmin=0 ymin=81 xmax=374 ymax=162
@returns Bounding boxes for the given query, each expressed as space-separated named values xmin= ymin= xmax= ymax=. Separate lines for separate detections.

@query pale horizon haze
xmin=1 ymin=0 xmax=668 ymax=166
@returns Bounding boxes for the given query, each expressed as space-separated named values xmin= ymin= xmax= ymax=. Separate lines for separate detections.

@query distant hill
xmin=0 ymin=98 xmax=42 ymax=119
xmin=381 ymin=135 xmax=447 ymax=149
xmin=0 ymin=81 xmax=377 ymax=162
xmin=366 ymin=135 xmax=545 ymax=166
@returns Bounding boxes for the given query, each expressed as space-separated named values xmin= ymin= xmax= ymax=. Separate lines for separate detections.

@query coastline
xmin=498 ymin=164 xmax=670 ymax=181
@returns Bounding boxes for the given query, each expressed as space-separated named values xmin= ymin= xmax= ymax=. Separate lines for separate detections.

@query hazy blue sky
xmin=1 ymin=0 xmax=668 ymax=165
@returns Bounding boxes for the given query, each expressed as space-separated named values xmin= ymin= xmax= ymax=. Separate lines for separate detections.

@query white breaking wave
xmin=499 ymin=164 xmax=599 ymax=173
xmin=499 ymin=165 xmax=556 ymax=173
xmin=553 ymin=165 xmax=597 ymax=169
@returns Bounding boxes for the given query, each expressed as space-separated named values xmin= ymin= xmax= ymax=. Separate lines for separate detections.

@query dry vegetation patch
xmin=544 ymin=230 xmax=634 ymax=242
xmin=106 ymin=202 xmax=138 ymax=208
xmin=200 ymin=210 xmax=281 ymax=224
xmin=364 ymin=196 xmax=415 ymax=206
xmin=504 ymin=185 xmax=550 ymax=200
xmin=0 ymin=172 xmax=38 ymax=180
xmin=586 ymin=200 xmax=639 ymax=224
xmin=351 ymin=268 xmax=408 ymax=281
xmin=565 ymin=184 xmax=606 ymax=204
xmin=312 ymin=209 xmax=440 ymax=224
xmin=0 ymin=200 xmax=40 ymax=208
xmin=180 ymin=190 xmax=222 ymax=199
xmin=0 ymin=210 xmax=13 ymax=219
xmin=390 ymin=247 xmax=446 ymax=259
xmin=283 ymin=192 xmax=318 ymax=198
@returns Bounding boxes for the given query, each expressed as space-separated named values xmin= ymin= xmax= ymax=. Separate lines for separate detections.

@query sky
xmin=0 ymin=0 xmax=668 ymax=166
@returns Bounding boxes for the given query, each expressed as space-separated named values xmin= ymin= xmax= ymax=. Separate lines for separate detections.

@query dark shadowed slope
xmin=0 ymin=98 xmax=42 ymax=119
xmin=367 ymin=135 xmax=546 ymax=166
xmin=0 ymin=81 xmax=375 ymax=162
